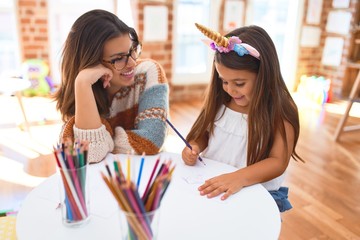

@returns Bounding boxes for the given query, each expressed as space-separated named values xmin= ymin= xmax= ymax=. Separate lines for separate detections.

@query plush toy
xmin=21 ymin=59 xmax=52 ymax=97
xmin=297 ymin=75 xmax=331 ymax=105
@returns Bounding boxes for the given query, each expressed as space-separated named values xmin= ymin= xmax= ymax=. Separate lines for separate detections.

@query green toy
xmin=22 ymin=59 xmax=51 ymax=97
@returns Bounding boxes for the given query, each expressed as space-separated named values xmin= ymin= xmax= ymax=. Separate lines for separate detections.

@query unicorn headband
xmin=195 ymin=23 xmax=260 ymax=60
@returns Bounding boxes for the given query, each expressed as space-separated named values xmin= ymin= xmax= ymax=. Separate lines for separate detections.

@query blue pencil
xmin=165 ymin=118 xmax=206 ymax=165
xmin=136 ymin=152 xmax=145 ymax=188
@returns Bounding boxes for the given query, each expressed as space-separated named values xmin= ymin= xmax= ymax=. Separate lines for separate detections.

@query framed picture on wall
xmin=300 ymin=26 xmax=321 ymax=47
xmin=223 ymin=0 xmax=244 ymax=31
xmin=326 ymin=11 xmax=351 ymax=35
xmin=306 ymin=0 xmax=323 ymax=24
xmin=321 ymin=37 xmax=344 ymax=66
xmin=143 ymin=6 xmax=168 ymax=41
xmin=332 ymin=0 xmax=350 ymax=8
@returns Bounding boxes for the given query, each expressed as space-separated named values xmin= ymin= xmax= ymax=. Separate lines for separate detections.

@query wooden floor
xmin=0 ymin=95 xmax=360 ymax=239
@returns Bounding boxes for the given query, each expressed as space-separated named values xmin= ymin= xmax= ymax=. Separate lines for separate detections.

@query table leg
xmin=14 ymin=91 xmax=31 ymax=133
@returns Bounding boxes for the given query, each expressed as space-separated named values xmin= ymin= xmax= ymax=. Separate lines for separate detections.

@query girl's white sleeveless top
xmin=201 ymin=105 xmax=286 ymax=191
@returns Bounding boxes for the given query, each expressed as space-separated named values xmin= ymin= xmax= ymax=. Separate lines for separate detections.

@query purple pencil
xmin=165 ymin=118 xmax=206 ymax=165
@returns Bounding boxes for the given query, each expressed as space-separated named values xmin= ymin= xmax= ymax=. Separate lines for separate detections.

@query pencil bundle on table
xmin=102 ymin=155 xmax=175 ymax=240
xmin=53 ymin=140 xmax=89 ymax=223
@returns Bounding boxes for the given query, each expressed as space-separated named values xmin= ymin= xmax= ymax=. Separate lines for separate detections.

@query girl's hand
xmin=182 ymin=144 xmax=201 ymax=166
xmin=75 ymin=64 xmax=113 ymax=88
xmin=198 ymin=172 xmax=245 ymax=200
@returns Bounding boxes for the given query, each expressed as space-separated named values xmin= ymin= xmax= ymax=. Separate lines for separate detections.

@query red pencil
xmin=141 ymin=157 xmax=160 ymax=201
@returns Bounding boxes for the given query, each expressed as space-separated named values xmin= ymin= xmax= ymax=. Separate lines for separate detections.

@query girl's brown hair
xmin=54 ymin=9 xmax=139 ymax=121
xmin=187 ymin=25 xmax=303 ymax=165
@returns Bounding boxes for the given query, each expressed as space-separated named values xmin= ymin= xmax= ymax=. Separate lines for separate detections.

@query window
xmin=0 ymin=0 xmax=20 ymax=76
xmin=173 ymin=0 xmax=221 ymax=85
xmin=48 ymin=0 xmax=115 ymax=84
xmin=246 ymin=0 xmax=304 ymax=90
xmin=116 ymin=0 xmax=134 ymax=28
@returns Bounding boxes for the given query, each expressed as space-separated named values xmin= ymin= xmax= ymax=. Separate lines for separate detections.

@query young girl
xmin=55 ymin=10 xmax=169 ymax=163
xmin=182 ymin=23 xmax=303 ymax=212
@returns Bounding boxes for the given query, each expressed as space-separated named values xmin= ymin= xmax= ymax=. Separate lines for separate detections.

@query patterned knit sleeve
xmin=60 ymin=116 xmax=115 ymax=163
xmin=113 ymin=60 xmax=169 ymax=155
xmin=74 ymin=125 xmax=115 ymax=163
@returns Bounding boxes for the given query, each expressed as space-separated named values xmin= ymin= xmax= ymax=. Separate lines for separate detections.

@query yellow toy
xmin=21 ymin=59 xmax=51 ymax=97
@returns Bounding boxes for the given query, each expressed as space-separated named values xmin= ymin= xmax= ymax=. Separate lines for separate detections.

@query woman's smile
xmin=121 ymin=68 xmax=134 ymax=78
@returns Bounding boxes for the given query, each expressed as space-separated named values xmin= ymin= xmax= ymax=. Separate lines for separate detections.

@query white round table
xmin=16 ymin=152 xmax=281 ymax=240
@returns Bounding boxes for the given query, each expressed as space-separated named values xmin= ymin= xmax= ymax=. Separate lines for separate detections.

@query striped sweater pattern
xmin=70 ymin=59 xmax=169 ymax=163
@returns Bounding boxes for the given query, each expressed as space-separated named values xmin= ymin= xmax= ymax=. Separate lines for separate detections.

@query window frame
xmin=0 ymin=0 xmax=21 ymax=76
xmin=172 ymin=0 xmax=222 ymax=85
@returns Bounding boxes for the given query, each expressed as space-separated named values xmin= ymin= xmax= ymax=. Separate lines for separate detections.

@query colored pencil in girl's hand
xmin=165 ymin=118 xmax=206 ymax=165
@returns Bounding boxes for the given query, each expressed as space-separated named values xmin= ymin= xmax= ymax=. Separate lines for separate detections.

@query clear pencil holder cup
xmin=59 ymin=165 xmax=90 ymax=227
xmin=119 ymin=208 xmax=161 ymax=240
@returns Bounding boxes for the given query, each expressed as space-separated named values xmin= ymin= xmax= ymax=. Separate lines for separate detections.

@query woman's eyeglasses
xmin=103 ymin=44 xmax=142 ymax=71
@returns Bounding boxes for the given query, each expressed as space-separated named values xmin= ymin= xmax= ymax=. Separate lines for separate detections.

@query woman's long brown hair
xmin=186 ymin=25 xmax=303 ymax=165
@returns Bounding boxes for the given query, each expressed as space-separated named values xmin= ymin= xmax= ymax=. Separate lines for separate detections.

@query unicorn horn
xmin=195 ymin=23 xmax=228 ymax=47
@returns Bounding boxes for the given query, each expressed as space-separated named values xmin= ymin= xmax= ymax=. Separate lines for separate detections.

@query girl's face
xmin=102 ymin=35 xmax=137 ymax=88
xmin=215 ymin=62 xmax=257 ymax=114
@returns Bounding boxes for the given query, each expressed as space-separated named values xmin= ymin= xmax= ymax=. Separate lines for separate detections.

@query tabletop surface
xmin=16 ymin=152 xmax=281 ymax=240
xmin=0 ymin=77 xmax=31 ymax=94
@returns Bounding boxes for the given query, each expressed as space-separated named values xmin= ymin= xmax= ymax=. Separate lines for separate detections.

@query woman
xmin=55 ymin=9 xmax=169 ymax=163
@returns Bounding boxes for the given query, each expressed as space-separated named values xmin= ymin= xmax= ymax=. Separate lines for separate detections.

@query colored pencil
xmin=105 ymin=161 xmax=112 ymax=178
xmin=165 ymin=118 xmax=206 ymax=165
xmin=0 ymin=209 xmax=14 ymax=217
xmin=66 ymin=152 xmax=88 ymax=216
xmin=136 ymin=152 xmax=145 ymax=188
xmin=142 ymin=158 xmax=160 ymax=201
xmin=102 ymin=155 xmax=175 ymax=240
xmin=101 ymin=173 xmax=149 ymax=240
xmin=58 ymin=154 xmax=87 ymax=219
xmin=54 ymin=142 xmax=88 ymax=220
